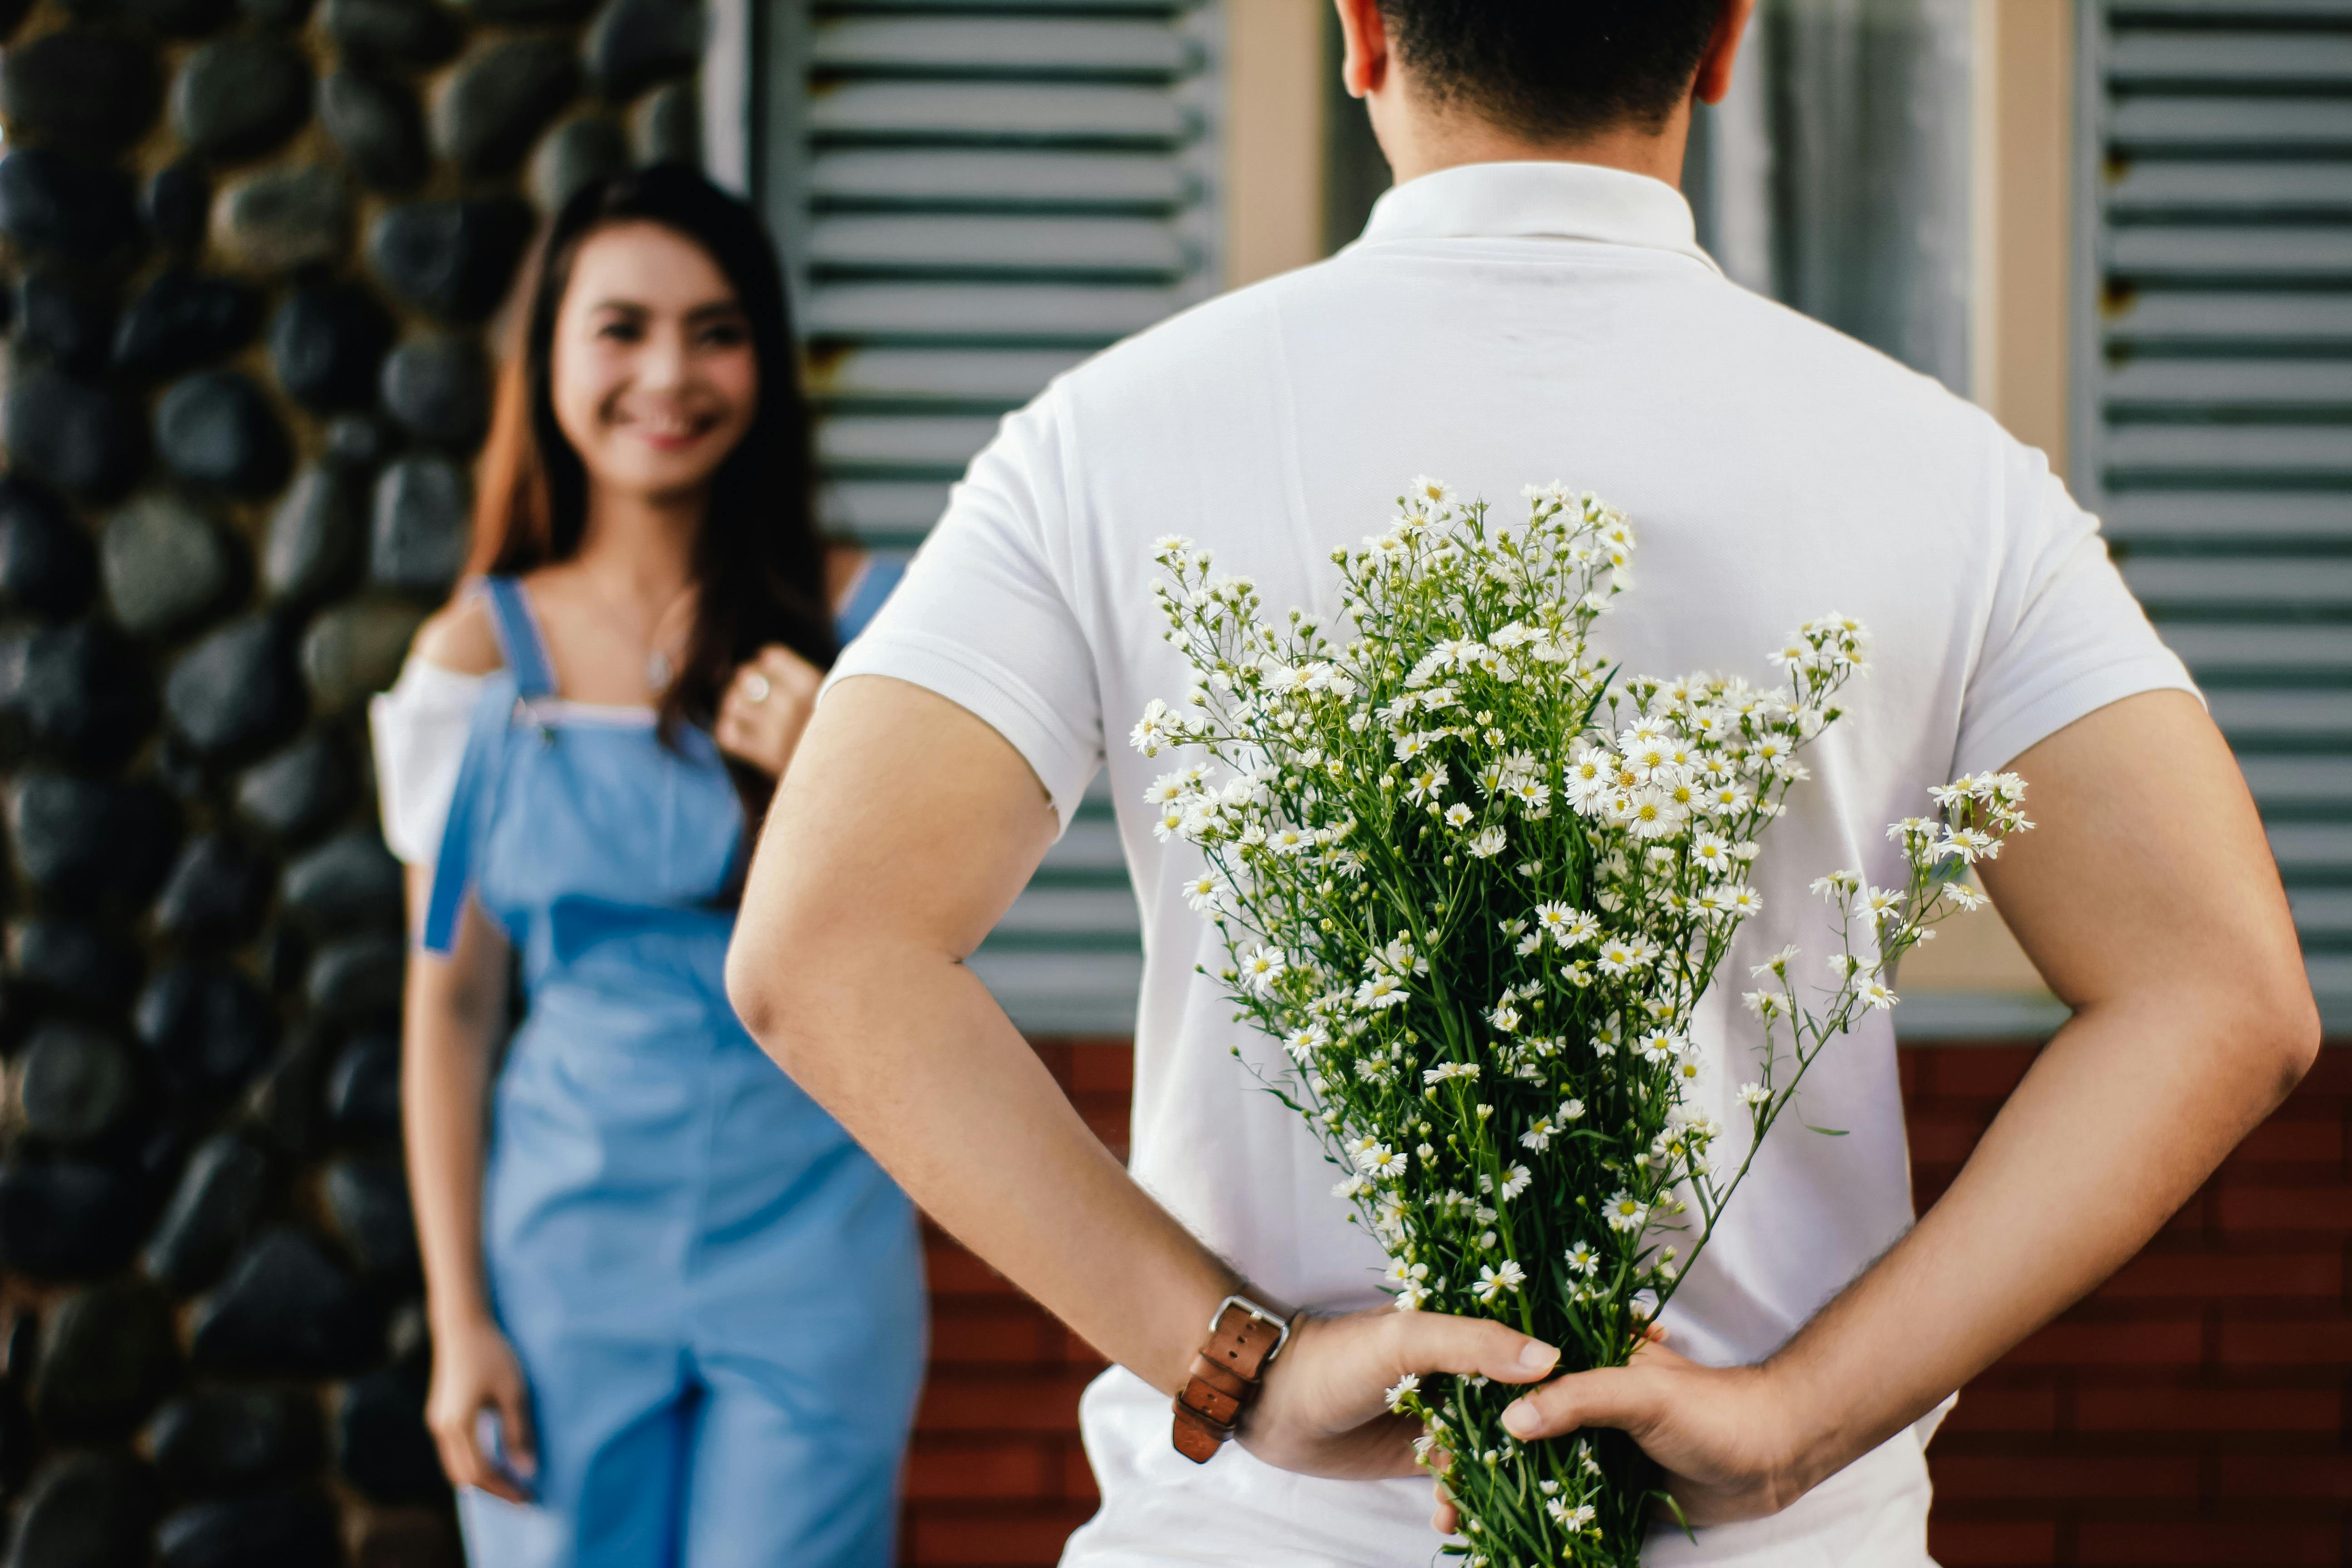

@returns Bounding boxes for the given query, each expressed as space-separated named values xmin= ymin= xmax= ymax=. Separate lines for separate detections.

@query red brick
xmin=1926 ymin=1516 xmax=2060 ymax=1568
xmin=1931 ymin=1451 xmax=2198 ymax=1500
xmin=2075 ymin=1382 xmax=2340 ymax=1434
xmin=1918 ymin=1047 xmax=2039 ymax=1098
xmin=1061 ymin=1444 xmax=1101 ymax=1502
xmin=2216 ymin=1185 xmax=2352 ymax=1234
xmin=1906 ymin=1107 xmax=1994 ymax=1164
xmin=2290 ymin=1049 xmax=2352 ymax=1094
xmin=2099 ymin=1249 xmax=2343 ymax=1303
xmin=906 ymin=1508 xmax=1095 ymax=1567
xmin=905 ymin=1442 xmax=1056 ymax=1501
xmin=2216 ymin=1314 xmax=2352 ymax=1368
xmin=2006 ymin=1314 xmax=2202 ymax=1367
xmin=929 ymin=1308 xmax=1060 ymax=1367
xmin=916 ymin=1371 xmax=1098 ymax=1433
xmin=1067 ymin=1044 xmax=1134 ymax=1094
xmin=1939 ymin=1381 xmax=2060 ymax=1434
xmin=2227 ymin=1114 xmax=2344 ymax=1166
xmin=2215 ymin=1451 xmax=2352 ymax=1500
xmin=2078 ymin=1517 xmax=2341 ymax=1566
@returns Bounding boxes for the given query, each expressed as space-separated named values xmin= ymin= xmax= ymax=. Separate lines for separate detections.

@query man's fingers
xmin=1387 ymin=1310 xmax=1560 ymax=1386
xmin=1498 ymin=1364 xmax=1658 ymax=1441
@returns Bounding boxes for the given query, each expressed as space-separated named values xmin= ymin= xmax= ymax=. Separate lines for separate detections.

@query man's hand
xmin=1241 ymin=1309 xmax=1562 ymax=1480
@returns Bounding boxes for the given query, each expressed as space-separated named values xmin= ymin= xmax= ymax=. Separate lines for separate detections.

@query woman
xmin=371 ymin=166 xmax=921 ymax=1566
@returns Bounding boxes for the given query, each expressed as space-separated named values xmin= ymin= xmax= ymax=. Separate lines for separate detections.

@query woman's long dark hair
xmin=465 ymin=163 xmax=834 ymax=836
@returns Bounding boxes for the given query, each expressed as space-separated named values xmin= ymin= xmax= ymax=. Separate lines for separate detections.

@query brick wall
xmin=902 ymin=1041 xmax=2352 ymax=1568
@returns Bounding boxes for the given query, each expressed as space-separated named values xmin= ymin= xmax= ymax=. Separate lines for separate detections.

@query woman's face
xmin=548 ymin=220 xmax=759 ymax=503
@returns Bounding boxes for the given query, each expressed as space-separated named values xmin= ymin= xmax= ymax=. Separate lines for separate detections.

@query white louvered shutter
xmin=760 ymin=1 xmax=1223 ymax=1032
xmin=2074 ymin=1 xmax=2352 ymax=1028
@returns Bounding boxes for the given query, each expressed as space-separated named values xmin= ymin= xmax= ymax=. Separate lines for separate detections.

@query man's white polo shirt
xmin=828 ymin=161 xmax=2196 ymax=1565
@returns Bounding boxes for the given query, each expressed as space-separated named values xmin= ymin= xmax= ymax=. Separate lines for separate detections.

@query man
xmin=726 ymin=2 xmax=2319 ymax=1562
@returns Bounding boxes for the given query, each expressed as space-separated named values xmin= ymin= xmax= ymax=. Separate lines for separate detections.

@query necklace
xmin=582 ymin=568 xmax=696 ymax=696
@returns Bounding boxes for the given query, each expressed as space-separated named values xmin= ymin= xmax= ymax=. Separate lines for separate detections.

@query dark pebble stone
xmin=88 ymin=0 xmax=236 ymax=37
xmin=239 ymin=0 xmax=314 ymax=25
xmin=0 ymin=480 xmax=97 ymax=618
xmin=457 ymin=0 xmax=593 ymax=23
xmin=265 ymin=463 xmax=367 ymax=603
xmin=270 ymin=282 xmax=393 ymax=412
xmin=142 ymin=1131 xmax=271 ymax=1291
xmin=16 ymin=265 xmax=115 ymax=370
xmin=0 ymin=29 xmax=160 ymax=158
xmin=11 ymin=917 xmax=142 ymax=1012
xmin=587 ymin=0 xmax=705 ymax=103
xmin=158 ymin=1489 xmax=341 ymax=1568
xmin=9 ymin=1454 xmax=160 ymax=1568
xmin=320 ymin=69 xmax=430 ymax=194
xmin=164 ymin=614 xmax=306 ymax=760
xmin=262 ymin=921 xmax=307 ymax=995
xmin=0 ymin=1161 xmax=146 ymax=1279
xmin=370 ymin=453 xmax=470 ymax=595
xmin=283 ymin=829 xmax=402 ymax=934
xmin=0 ymin=147 xmax=140 ymax=260
xmin=381 ymin=333 xmax=487 ymax=448
xmin=144 ymin=158 xmax=211 ymax=256
xmin=368 ymin=196 xmax=533 ymax=321
xmin=0 ymin=0 xmax=30 ymax=38
xmin=3 ymin=622 xmax=153 ymax=769
xmin=305 ymin=933 xmax=403 ymax=1024
xmin=8 ymin=772 xmax=181 ymax=907
xmin=326 ymin=1029 xmax=398 ymax=1138
xmin=531 ymin=115 xmax=627 ymax=214
xmin=170 ymin=37 xmax=312 ymax=163
xmin=113 ymin=270 xmax=262 ymax=381
xmin=324 ymin=412 xmax=397 ymax=469
xmin=4 ymin=366 xmax=143 ymax=499
xmin=323 ymin=0 xmax=462 ymax=67
xmin=100 ymin=493 xmax=238 ymax=640
xmin=0 ymin=1384 xmax=30 ymax=1504
xmin=636 ymin=78 xmax=699 ymax=167
xmin=191 ymin=1229 xmax=380 ymax=1377
xmin=153 ymin=833 xmax=274 ymax=943
xmin=300 ymin=599 xmax=423 ymax=714
xmin=239 ymin=1027 xmax=322 ymax=1153
xmin=155 ymin=372 xmax=290 ymax=500
xmin=5 ymin=1309 xmax=35 ymax=1378
xmin=322 ymin=1153 xmax=414 ymax=1277
xmin=150 ymin=1388 xmax=320 ymax=1495
xmin=435 ymin=36 xmax=579 ymax=178
xmin=30 ymin=1280 xmax=178 ymax=1442
xmin=15 ymin=1021 xmax=137 ymax=1144
xmin=234 ymin=731 xmax=354 ymax=843
xmin=337 ymin=1355 xmax=440 ymax=1504
xmin=134 ymin=962 xmax=277 ymax=1093
xmin=213 ymin=163 xmax=348 ymax=273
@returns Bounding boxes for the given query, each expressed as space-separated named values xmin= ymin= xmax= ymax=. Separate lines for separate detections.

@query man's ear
xmin=1694 ymin=0 xmax=1757 ymax=107
xmin=1333 ymin=0 xmax=1390 ymax=101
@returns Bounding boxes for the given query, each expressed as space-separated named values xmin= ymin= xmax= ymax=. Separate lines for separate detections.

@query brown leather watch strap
xmin=1171 ymin=1297 xmax=1290 ymax=1463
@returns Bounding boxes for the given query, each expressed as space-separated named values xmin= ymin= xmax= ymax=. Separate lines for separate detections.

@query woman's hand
xmin=426 ymin=1311 xmax=537 ymax=1504
xmin=715 ymin=644 xmax=823 ymax=778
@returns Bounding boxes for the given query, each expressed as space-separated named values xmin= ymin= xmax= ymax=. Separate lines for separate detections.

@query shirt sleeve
xmin=1951 ymin=439 xmax=2202 ymax=779
xmin=821 ymin=392 xmax=1103 ymax=833
xmin=369 ymin=659 xmax=487 ymax=867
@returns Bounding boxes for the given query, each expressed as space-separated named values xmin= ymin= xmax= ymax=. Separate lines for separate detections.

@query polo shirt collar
xmin=1355 ymin=160 xmax=1723 ymax=276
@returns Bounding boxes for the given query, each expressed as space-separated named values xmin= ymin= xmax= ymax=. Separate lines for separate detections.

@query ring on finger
xmin=744 ymin=672 xmax=771 ymax=704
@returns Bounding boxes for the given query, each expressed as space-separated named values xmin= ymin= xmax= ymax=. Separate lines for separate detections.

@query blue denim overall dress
xmin=422 ymin=571 xmax=921 ymax=1567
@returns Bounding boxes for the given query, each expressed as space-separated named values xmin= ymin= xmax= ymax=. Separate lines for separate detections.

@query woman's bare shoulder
xmin=411 ymin=591 xmax=504 ymax=676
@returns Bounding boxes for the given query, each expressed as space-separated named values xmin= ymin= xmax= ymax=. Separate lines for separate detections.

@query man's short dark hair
xmin=1377 ymin=1 xmax=1726 ymax=141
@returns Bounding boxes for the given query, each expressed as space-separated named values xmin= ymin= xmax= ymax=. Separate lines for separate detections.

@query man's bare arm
xmin=726 ymin=675 xmax=1569 ymax=1478
xmin=1495 ymin=689 xmax=2319 ymax=1519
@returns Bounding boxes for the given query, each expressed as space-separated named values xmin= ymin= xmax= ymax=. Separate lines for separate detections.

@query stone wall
xmin=0 ymin=0 xmax=708 ymax=1557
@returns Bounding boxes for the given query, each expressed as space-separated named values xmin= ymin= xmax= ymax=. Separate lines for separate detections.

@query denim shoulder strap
xmin=482 ymin=576 xmax=558 ymax=700
xmin=421 ymin=671 xmax=520 ymax=955
xmin=833 ymin=554 xmax=906 ymax=646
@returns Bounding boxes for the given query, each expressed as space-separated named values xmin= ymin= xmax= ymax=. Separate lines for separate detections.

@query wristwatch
xmin=1170 ymin=1294 xmax=1294 ymax=1463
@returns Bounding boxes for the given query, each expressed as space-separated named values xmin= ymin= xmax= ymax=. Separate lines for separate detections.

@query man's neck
xmin=1376 ymin=103 xmax=1694 ymax=191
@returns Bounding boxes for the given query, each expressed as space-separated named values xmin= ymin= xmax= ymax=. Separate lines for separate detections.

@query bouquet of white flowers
xmin=1132 ymin=480 xmax=2031 ymax=1564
